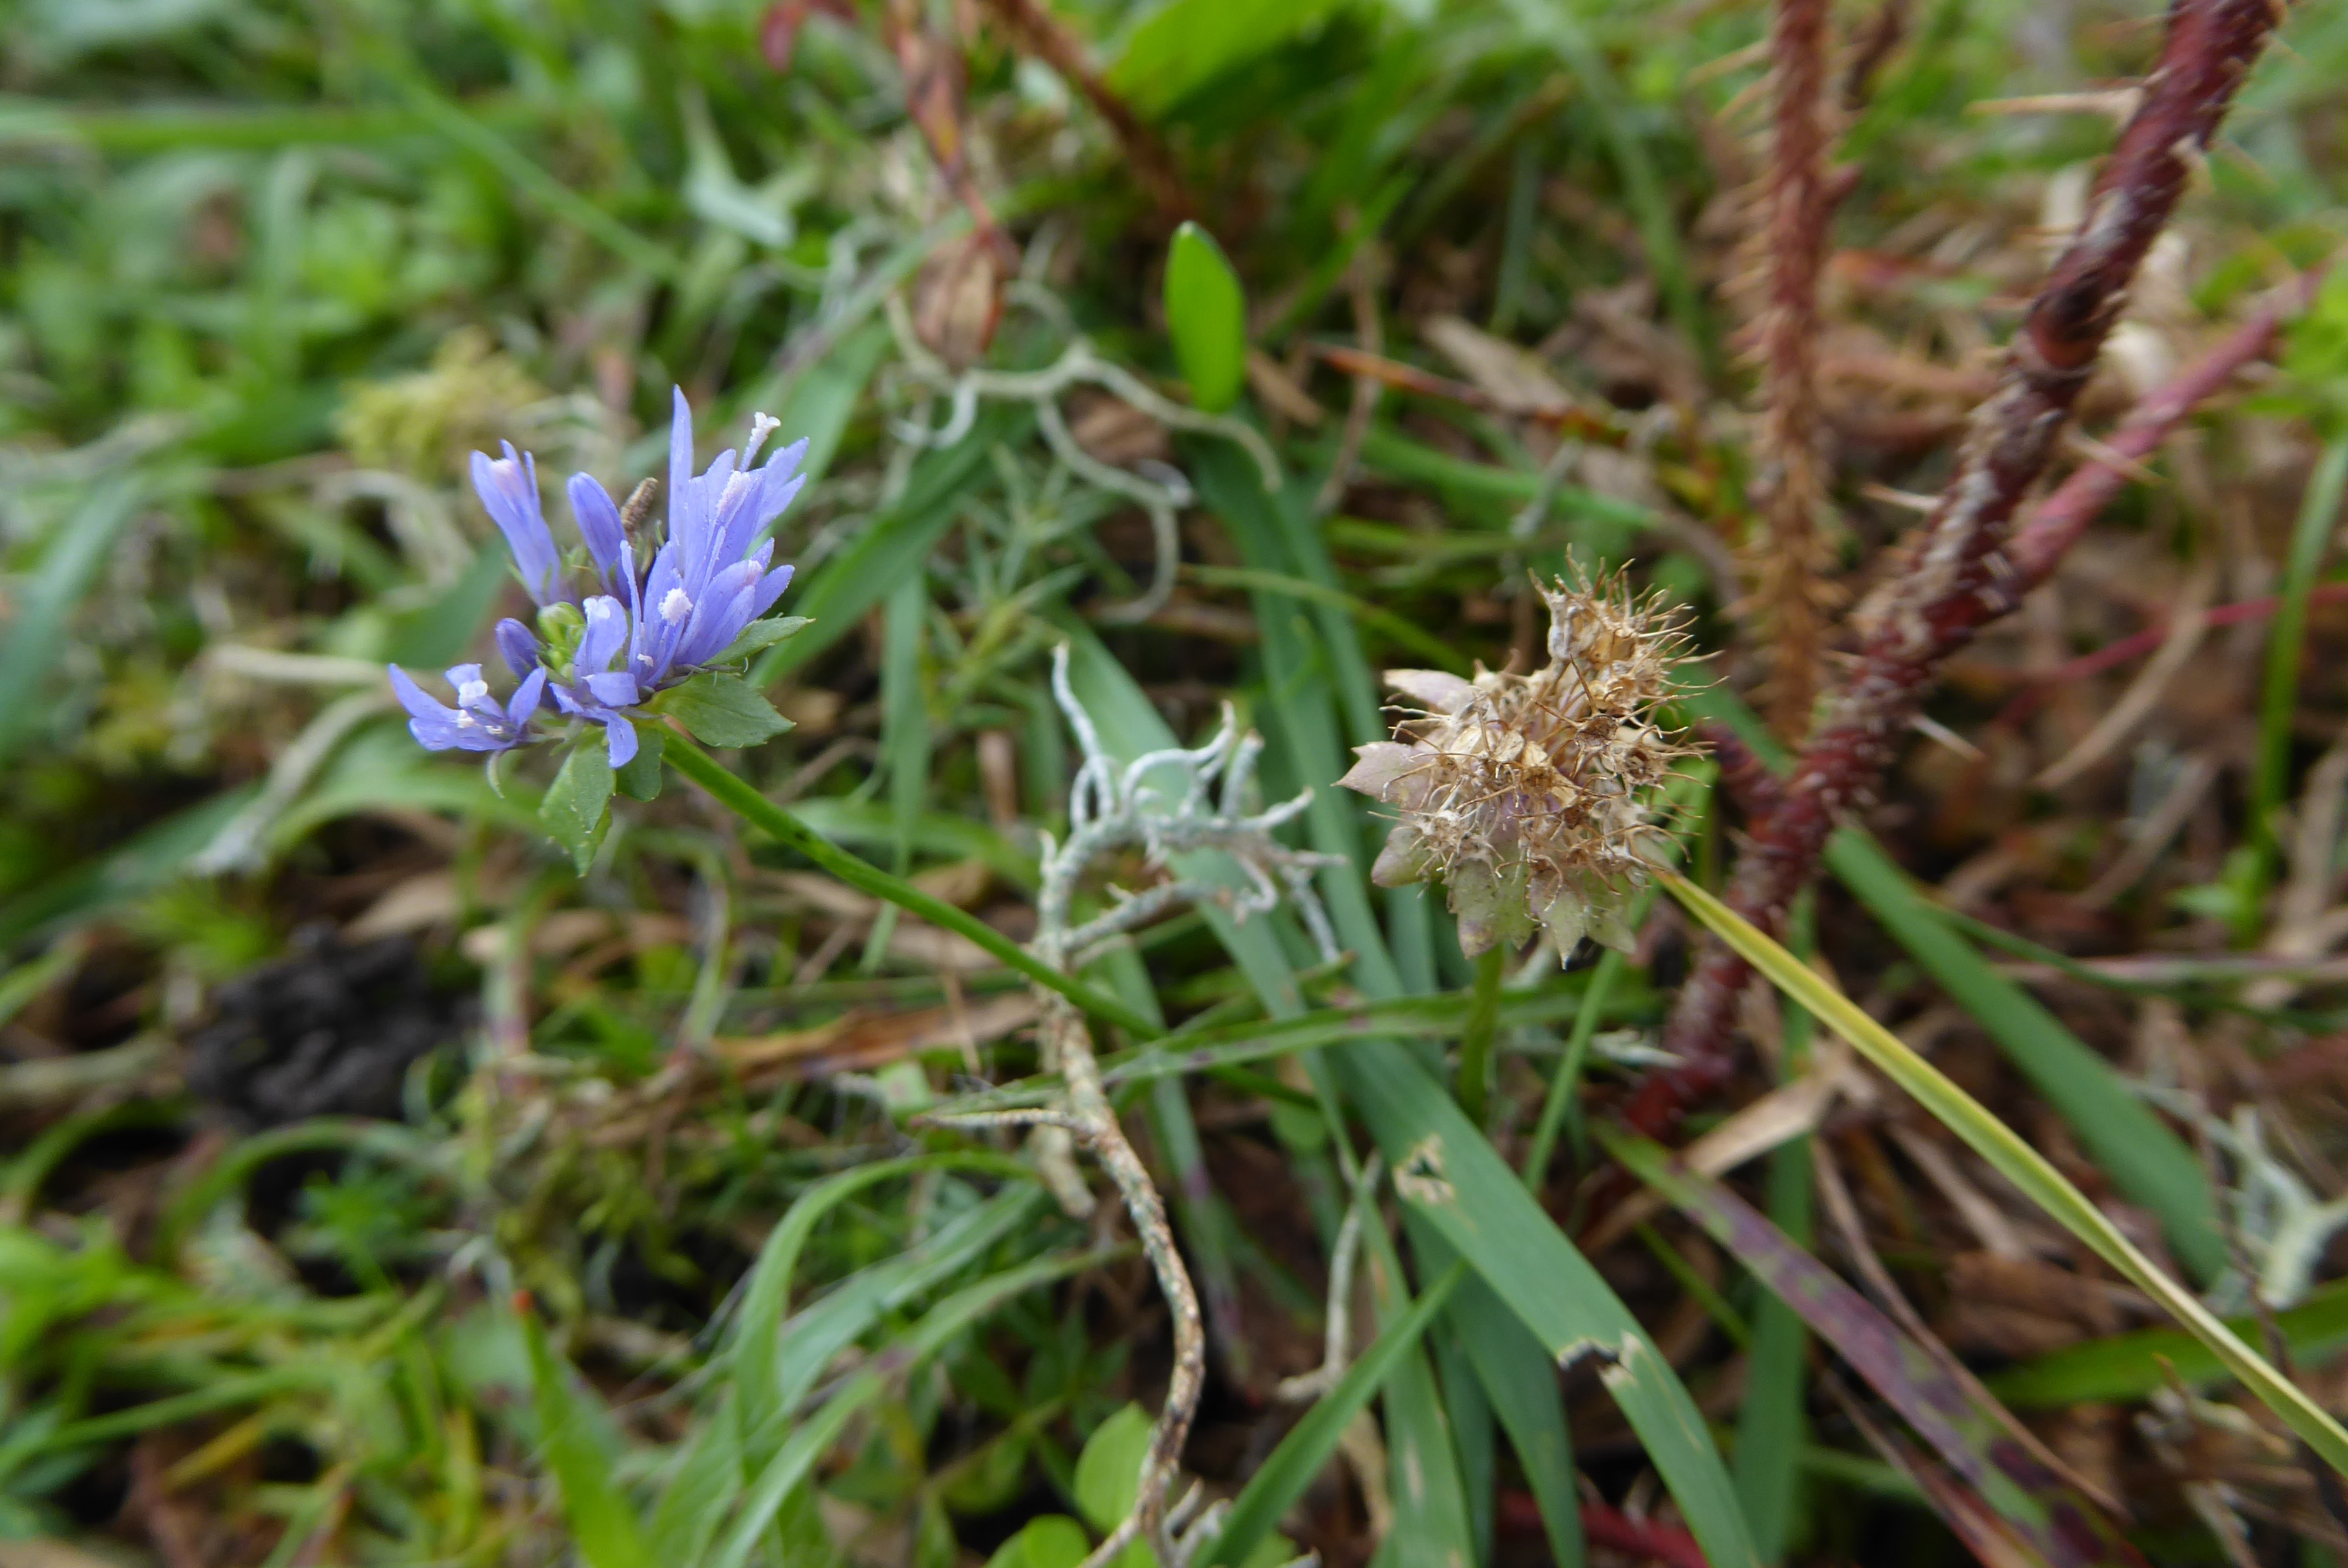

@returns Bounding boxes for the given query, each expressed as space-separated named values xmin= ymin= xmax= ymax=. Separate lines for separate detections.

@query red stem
xmin=1627 ymin=0 xmax=2290 ymax=1140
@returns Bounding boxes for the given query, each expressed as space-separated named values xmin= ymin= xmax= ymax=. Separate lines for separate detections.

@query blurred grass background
xmin=6 ymin=0 xmax=2348 ymax=1563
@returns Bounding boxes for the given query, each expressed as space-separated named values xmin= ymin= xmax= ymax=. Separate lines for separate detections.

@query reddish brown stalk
xmin=2008 ymin=268 xmax=2321 ymax=586
xmin=977 ymin=0 xmax=1192 ymax=224
xmin=1308 ymin=343 xmax=1625 ymax=444
xmin=1750 ymin=0 xmax=1840 ymax=738
xmin=1626 ymin=0 xmax=2289 ymax=1140
xmin=2025 ymin=579 xmax=2348 ymax=697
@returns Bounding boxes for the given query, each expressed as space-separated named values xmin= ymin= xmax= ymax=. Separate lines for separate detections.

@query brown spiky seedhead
xmin=1338 ymin=569 xmax=1701 ymax=959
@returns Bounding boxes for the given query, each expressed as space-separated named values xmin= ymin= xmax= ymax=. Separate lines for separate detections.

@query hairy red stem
xmin=1750 ymin=0 xmax=1839 ymax=736
xmin=1627 ymin=0 xmax=2289 ymax=1139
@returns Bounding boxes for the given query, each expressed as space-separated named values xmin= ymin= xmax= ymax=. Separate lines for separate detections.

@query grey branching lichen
xmin=1340 ymin=569 xmax=1698 ymax=959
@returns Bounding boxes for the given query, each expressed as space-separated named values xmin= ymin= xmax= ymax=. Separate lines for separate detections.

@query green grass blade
xmin=1205 ymin=1264 xmax=1466 ymax=1567
xmin=1824 ymin=832 xmax=2224 ymax=1282
xmin=1415 ymin=1236 xmax=1585 ymax=1568
xmin=730 ymin=1153 xmax=1031 ymax=1475
xmin=1988 ymin=1279 xmax=2348 ymax=1408
xmin=1733 ymin=1130 xmax=1811 ymax=1563
xmin=714 ymin=1247 xmax=1116 ymax=1568
xmin=1338 ymin=1043 xmax=1762 ymax=1568
xmin=517 ymin=1304 xmax=653 ymax=1568
xmin=1488 ymin=0 xmax=1709 ymax=367
xmin=1661 ymin=869 xmax=2348 ymax=1475
xmin=2246 ymin=436 xmax=2348 ymax=935
xmin=1683 ymin=682 xmax=2224 ymax=1282
xmin=647 ymin=1401 xmax=744 ymax=1568
xmin=1605 ymin=1128 xmax=2145 ymax=1566
xmin=1050 ymin=620 xmax=1755 ymax=1568
xmin=663 ymin=733 xmax=1162 ymax=1039
xmin=0 ymin=476 xmax=145 ymax=751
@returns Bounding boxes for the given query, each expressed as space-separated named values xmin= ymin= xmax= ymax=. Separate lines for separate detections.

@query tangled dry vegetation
xmin=7 ymin=1 xmax=2348 ymax=1566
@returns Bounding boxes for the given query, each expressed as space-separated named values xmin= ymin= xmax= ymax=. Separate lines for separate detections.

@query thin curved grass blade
xmin=1605 ymin=1131 xmax=2145 ymax=1567
xmin=1660 ymin=869 xmax=2348 ymax=1476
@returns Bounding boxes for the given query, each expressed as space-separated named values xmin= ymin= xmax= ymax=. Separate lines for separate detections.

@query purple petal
xmin=603 ymin=715 xmax=640 ymax=769
xmin=668 ymin=388 xmax=705 ymax=580
xmin=749 ymin=562 xmax=795 ymax=620
xmin=676 ymin=560 xmax=761 ymax=665
xmin=495 ymin=618 xmax=542 ymax=680
xmin=576 ymin=595 xmax=629 ymax=678
xmin=633 ymin=546 xmax=688 ymax=685
xmin=567 ymin=474 xmax=628 ymax=588
xmin=750 ymin=467 xmax=808 ymax=541
xmin=471 ymin=446 xmax=560 ymax=605
xmin=506 ymin=667 xmax=549 ymax=724
xmin=389 ymin=665 xmax=456 ymax=725
xmin=667 ymin=387 xmax=694 ymax=535
xmin=583 ymin=670 xmax=640 ymax=707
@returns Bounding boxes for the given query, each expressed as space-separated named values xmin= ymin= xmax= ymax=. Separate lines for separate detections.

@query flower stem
xmin=1455 ymin=944 xmax=1506 ymax=1127
xmin=662 ymin=729 xmax=1166 ymax=1042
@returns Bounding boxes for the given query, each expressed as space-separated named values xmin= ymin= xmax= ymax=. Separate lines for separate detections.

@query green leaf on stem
xmin=541 ymin=739 xmax=613 ymax=873
xmin=653 ymin=671 xmax=794 ymax=749
xmin=615 ymin=726 xmax=664 ymax=802
xmin=1165 ymin=222 xmax=1247 ymax=413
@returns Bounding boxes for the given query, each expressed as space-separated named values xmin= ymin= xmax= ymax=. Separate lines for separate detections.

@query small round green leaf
xmin=1072 ymin=1401 xmax=1153 ymax=1534
xmin=1164 ymin=222 xmax=1247 ymax=414
xmin=983 ymin=1515 xmax=1089 ymax=1568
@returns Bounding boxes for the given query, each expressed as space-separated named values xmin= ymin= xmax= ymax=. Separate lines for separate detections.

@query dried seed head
xmin=1337 ymin=567 xmax=1699 ymax=959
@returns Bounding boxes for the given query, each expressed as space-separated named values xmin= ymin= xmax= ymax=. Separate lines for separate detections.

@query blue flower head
xmin=387 ymin=388 xmax=805 ymax=768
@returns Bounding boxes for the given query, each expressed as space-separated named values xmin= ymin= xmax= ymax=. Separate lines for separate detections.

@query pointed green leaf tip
xmin=1164 ymin=222 xmax=1247 ymax=414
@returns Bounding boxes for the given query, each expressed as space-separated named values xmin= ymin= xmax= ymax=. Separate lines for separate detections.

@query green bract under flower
xmin=1337 ymin=570 xmax=1698 ymax=959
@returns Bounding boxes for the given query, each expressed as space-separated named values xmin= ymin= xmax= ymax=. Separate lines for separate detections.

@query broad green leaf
xmin=517 ymin=1304 xmax=653 ymax=1568
xmin=1074 ymin=1401 xmax=1153 ymax=1535
xmin=540 ymin=738 xmax=613 ymax=873
xmin=653 ymin=671 xmax=794 ymax=749
xmin=615 ymin=726 xmax=664 ymax=802
xmin=1205 ymin=1265 xmax=1463 ymax=1567
xmin=1662 ymin=869 xmax=2348 ymax=1476
xmin=1164 ymin=224 xmax=1247 ymax=414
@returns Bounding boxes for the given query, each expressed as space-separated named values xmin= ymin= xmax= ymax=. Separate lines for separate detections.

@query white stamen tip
xmin=661 ymin=587 xmax=693 ymax=624
xmin=745 ymin=413 xmax=780 ymax=464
